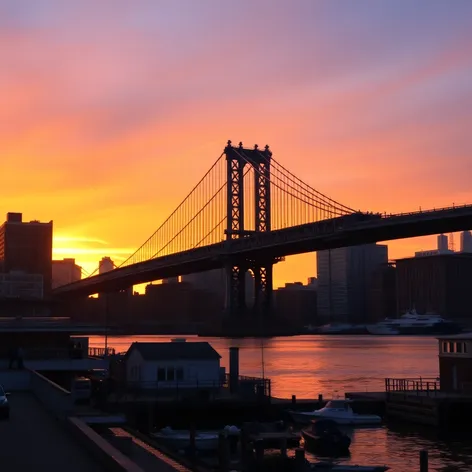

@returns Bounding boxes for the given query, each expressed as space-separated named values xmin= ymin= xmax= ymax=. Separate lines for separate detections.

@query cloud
xmin=1 ymin=0 xmax=472 ymax=286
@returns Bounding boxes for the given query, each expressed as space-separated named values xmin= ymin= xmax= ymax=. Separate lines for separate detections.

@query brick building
xmin=0 ymin=212 xmax=53 ymax=298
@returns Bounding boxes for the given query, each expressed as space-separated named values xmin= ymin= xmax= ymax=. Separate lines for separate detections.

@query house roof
xmin=437 ymin=333 xmax=472 ymax=341
xmin=126 ymin=342 xmax=221 ymax=361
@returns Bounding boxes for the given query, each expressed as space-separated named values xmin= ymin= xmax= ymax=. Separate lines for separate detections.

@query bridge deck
xmin=0 ymin=393 xmax=104 ymax=471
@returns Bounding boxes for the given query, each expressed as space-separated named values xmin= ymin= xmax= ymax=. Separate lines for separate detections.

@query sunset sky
xmin=1 ymin=0 xmax=472 ymax=287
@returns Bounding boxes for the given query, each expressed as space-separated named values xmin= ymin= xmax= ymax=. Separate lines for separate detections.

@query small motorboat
xmin=311 ymin=463 xmax=389 ymax=471
xmin=301 ymin=419 xmax=351 ymax=456
xmin=151 ymin=426 xmax=219 ymax=451
xmin=290 ymin=400 xmax=382 ymax=425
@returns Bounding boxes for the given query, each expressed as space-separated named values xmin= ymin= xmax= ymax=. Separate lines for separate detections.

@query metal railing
xmin=385 ymin=377 xmax=440 ymax=396
xmin=88 ymin=347 xmax=116 ymax=358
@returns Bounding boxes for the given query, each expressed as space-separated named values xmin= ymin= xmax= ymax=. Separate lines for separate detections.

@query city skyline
xmin=2 ymin=1 xmax=472 ymax=288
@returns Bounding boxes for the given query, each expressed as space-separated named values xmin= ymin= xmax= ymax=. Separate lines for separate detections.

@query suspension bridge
xmin=54 ymin=141 xmax=472 ymax=316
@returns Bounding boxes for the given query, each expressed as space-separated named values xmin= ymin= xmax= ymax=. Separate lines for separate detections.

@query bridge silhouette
xmin=54 ymin=141 xmax=472 ymax=316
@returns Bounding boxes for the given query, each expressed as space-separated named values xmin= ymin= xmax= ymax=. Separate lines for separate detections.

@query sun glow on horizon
xmin=3 ymin=1 xmax=471 ymax=290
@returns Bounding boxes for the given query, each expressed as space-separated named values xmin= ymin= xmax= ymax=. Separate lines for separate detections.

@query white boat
xmin=151 ymin=427 xmax=219 ymax=451
xmin=366 ymin=309 xmax=460 ymax=335
xmin=290 ymin=400 xmax=381 ymax=425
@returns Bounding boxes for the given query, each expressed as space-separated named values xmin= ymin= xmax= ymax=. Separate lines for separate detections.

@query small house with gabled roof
xmin=125 ymin=340 xmax=222 ymax=389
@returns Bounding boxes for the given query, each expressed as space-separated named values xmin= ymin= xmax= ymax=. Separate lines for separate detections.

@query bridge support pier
xmin=224 ymin=140 xmax=274 ymax=319
xmin=253 ymin=262 xmax=273 ymax=317
xmin=225 ymin=263 xmax=247 ymax=316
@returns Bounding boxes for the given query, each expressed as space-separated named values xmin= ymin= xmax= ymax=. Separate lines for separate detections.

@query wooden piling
xmin=420 ymin=449 xmax=429 ymax=472
xmin=280 ymin=437 xmax=287 ymax=457
xmin=218 ymin=432 xmax=229 ymax=471
xmin=189 ymin=423 xmax=196 ymax=458
xmin=294 ymin=448 xmax=305 ymax=471
xmin=292 ymin=394 xmax=296 ymax=404
xmin=254 ymin=438 xmax=264 ymax=463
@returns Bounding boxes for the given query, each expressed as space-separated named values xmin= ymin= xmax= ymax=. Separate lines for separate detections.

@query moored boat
xmin=151 ymin=427 xmax=220 ymax=451
xmin=366 ymin=310 xmax=461 ymax=336
xmin=290 ymin=400 xmax=381 ymax=425
xmin=301 ymin=419 xmax=350 ymax=456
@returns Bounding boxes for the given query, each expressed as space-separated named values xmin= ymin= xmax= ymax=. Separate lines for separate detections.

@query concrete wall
xmin=67 ymin=417 xmax=143 ymax=472
xmin=29 ymin=369 xmax=73 ymax=419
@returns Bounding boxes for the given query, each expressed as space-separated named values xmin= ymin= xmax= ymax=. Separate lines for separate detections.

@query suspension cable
xmin=118 ymin=152 xmax=225 ymax=267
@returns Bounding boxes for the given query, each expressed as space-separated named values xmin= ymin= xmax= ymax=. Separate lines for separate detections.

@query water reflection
xmin=91 ymin=334 xmax=439 ymax=398
xmin=89 ymin=334 xmax=472 ymax=470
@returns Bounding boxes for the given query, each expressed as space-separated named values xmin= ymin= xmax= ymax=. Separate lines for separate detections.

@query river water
xmin=89 ymin=334 xmax=472 ymax=471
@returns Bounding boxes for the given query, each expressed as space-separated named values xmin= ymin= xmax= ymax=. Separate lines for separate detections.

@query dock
xmin=273 ymin=392 xmax=386 ymax=416
xmin=384 ymin=377 xmax=472 ymax=430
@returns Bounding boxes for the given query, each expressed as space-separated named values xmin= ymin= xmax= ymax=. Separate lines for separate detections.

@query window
xmin=465 ymin=343 xmax=468 ymax=354
xmin=443 ymin=342 xmax=448 ymax=353
xmin=449 ymin=342 xmax=454 ymax=353
xmin=157 ymin=368 xmax=166 ymax=381
xmin=457 ymin=342 xmax=463 ymax=353
xmin=176 ymin=367 xmax=184 ymax=381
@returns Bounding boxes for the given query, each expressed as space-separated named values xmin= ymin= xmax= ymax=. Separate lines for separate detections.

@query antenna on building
xmin=449 ymin=233 xmax=455 ymax=252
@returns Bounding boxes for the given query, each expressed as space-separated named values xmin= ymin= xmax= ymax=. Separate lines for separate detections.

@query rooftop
xmin=437 ymin=332 xmax=472 ymax=340
xmin=397 ymin=252 xmax=472 ymax=262
xmin=127 ymin=341 xmax=221 ymax=361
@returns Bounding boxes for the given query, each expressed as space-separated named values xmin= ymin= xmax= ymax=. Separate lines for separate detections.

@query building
xmin=415 ymin=233 xmax=454 ymax=258
xmin=460 ymin=231 xmax=472 ymax=253
xmin=438 ymin=333 xmax=472 ymax=392
xmin=0 ymin=213 xmax=53 ymax=297
xmin=52 ymin=258 xmax=81 ymax=289
xmin=275 ymin=282 xmax=317 ymax=327
xmin=125 ymin=341 xmax=222 ymax=389
xmin=99 ymin=257 xmax=114 ymax=274
xmin=368 ymin=262 xmax=397 ymax=322
xmin=396 ymin=253 xmax=472 ymax=321
xmin=437 ymin=234 xmax=448 ymax=252
xmin=0 ymin=273 xmax=43 ymax=299
xmin=316 ymin=244 xmax=388 ymax=324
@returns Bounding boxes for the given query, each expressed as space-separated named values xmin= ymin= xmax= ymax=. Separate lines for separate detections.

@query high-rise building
xmin=396 ymin=253 xmax=472 ymax=322
xmin=437 ymin=234 xmax=448 ymax=252
xmin=0 ymin=212 xmax=53 ymax=297
xmin=460 ymin=231 xmax=472 ymax=253
xmin=275 ymin=281 xmax=317 ymax=327
xmin=52 ymin=258 xmax=82 ymax=289
xmin=316 ymin=244 xmax=388 ymax=324
xmin=99 ymin=257 xmax=114 ymax=274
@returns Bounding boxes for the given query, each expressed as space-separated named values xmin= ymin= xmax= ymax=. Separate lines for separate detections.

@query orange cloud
xmin=1 ymin=1 xmax=472 ymax=289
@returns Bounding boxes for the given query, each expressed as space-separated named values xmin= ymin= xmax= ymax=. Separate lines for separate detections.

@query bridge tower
xmin=224 ymin=140 xmax=274 ymax=317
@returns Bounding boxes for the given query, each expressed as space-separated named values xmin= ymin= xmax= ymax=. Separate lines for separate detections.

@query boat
xmin=301 ymin=419 xmax=351 ymax=455
xmin=311 ymin=463 xmax=389 ymax=471
xmin=290 ymin=400 xmax=382 ymax=425
xmin=151 ymin=427 xmax=220 ymax=451
xmin=366 ymin=309 xmax=461 ymax=335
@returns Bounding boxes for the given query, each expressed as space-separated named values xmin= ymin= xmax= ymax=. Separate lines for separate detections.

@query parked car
xmin=0 ymin=384 xmax=10 ymax=419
